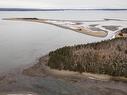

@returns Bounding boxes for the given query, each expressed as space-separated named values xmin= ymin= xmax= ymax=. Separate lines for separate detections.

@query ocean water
xmin=0 ymin=10 xmax=127 ymax=72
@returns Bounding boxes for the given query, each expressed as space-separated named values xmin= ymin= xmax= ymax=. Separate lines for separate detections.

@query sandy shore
xmin=3 ymin=18 xmax=108 ymax=37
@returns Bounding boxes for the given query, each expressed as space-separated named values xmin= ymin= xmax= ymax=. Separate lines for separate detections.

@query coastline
xmin=23 ymin=55 xmax=127 ymax=82
xmin=2 ymin=18 xmax=127 ymax=82
xmin=0 ymin=53 xmax=127 ymax=94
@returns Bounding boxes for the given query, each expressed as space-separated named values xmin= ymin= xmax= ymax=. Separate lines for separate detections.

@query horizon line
xmin=0 ymin=8 xmax=127 ymax=11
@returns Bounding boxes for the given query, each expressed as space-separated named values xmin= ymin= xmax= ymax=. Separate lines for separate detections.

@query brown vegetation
xmin=48 ymin=37 xmax=127 ymax=77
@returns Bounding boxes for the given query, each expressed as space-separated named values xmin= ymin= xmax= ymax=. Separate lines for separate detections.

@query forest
xmin=48 ymin=37 xmax=127 ymax=77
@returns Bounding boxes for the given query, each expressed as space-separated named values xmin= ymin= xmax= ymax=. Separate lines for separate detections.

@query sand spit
xmin=3 ymin=18 xmax=108 ymax=37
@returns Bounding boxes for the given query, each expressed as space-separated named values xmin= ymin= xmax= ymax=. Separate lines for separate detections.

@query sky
xmin=0 ymin=0 xmax=127 ymax=9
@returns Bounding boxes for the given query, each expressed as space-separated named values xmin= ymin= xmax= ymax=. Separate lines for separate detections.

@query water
xmin=0 ymin=10 xmax=127 ymax=72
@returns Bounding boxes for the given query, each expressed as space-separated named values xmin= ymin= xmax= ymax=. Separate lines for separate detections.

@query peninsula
xmin=23 ymin=34 xmax=127 ymax=81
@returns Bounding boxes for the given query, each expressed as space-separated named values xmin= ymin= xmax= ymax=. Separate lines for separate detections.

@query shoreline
xmin=23 ymin=55 xmax=127 ymax=82
xmin=0 ymin=54 xmax=127 ymax=94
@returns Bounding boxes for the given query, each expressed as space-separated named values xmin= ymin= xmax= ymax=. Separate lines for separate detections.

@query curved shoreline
xmin=3 ymin=18 xmax=108 ymax=37
xmin=3 ymin=18 xmax=127 ymax=81
xmin=23 ymin=55 xmax=127 ymax=82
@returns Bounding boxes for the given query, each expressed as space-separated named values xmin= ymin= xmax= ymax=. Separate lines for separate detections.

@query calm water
xmin=0 ymin=10 xmax=127 ymax=72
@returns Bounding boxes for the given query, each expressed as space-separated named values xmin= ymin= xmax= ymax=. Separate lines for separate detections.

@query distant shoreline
xmin=0 ymin=8 xmax=127 ymax=11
